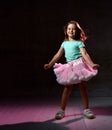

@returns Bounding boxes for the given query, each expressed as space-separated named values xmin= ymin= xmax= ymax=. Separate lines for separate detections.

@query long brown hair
xmin=63 ymin=20 xmax=87 ymax=42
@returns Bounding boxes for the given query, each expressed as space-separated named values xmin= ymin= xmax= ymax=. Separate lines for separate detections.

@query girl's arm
xmin=80 ymin=47 xmax=99 ymax=69
xmin=44 ymin=47 xmax=64 ymax=70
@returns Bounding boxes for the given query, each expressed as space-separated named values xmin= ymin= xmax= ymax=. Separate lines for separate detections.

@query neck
xmin=68 ymin=37 xmax=75 ymax=41
xmin=68 ymin=37 xmax=74 ymax=41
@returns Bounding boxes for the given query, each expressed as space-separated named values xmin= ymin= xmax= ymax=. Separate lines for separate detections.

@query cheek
xmin=73 ymin=30 xmax=76 ymax=33
xmin=66 ymin=30 xmax=69 ymax=34
xmin=72 ymin=31 xmax=75 ymax=35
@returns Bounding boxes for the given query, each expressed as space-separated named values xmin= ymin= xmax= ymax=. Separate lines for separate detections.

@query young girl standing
xmin=44 ymin=20 xmax=99 ymax=119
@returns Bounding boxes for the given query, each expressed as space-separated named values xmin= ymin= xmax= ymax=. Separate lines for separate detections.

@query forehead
xmin=67 ymin=23 xmax=76 ymax=28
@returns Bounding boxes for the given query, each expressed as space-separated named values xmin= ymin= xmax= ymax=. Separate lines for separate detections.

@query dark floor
xmin=0 ymin=96 xmax=112 ymax=130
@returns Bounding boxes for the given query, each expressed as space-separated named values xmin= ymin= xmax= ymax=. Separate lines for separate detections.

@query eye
xmin=68 ymin=28 xmax=71 ymax=30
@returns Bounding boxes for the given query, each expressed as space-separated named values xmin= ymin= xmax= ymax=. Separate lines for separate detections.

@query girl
xmin=44 ymin=20 xmax=99 ymax=120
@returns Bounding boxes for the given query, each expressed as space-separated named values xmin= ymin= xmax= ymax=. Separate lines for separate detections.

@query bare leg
xmin=60 ymin=85 xmax=73 ymax=110
xmin=55 ymin=85 xmax=73 ymax=119
xmin=79 ymin=81 xmax=95 ymax=119
xmin=79 ymin=81 xmax=88 ymax=109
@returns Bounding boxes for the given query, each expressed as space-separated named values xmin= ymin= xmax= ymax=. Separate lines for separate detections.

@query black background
xmin=0 ymin=0 xmax=112 ymax=98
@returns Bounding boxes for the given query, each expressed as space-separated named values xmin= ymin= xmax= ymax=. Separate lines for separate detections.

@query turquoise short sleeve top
xmin=61 ymin=40 xmax=85 ymax=62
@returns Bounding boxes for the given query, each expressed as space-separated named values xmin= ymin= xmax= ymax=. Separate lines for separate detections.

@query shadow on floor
xmin=0 ymin=117 xmax=84 ymax=130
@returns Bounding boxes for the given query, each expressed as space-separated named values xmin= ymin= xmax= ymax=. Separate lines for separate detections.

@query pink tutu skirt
xmin=53 ymin=57 xmax=98 ymax=85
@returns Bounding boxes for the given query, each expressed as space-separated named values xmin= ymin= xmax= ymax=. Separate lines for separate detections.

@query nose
xmin=70 ymin=29 xmax=73 ymax=33
xmin=70 ymin=29 xmax=72 ymax=32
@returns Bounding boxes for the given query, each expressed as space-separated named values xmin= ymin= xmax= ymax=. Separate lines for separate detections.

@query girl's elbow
xmin=56 ymin=53 xmax=62 ymax=58
xmin=82 ymin=53 xmax=88 ymax=58
xmin=54 ymin=54 xmax=60 ymax=60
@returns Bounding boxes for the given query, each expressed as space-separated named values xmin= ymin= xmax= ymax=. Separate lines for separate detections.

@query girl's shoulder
xmin=75 ymin=40 xmax=85 ymax=45
xmin=62 ymin=40 xmax=84 ymax=45
xmin=61 ymin=40 xmax=69 ymax=47
xmin=75 ymin=40 xmax=84 ymax=43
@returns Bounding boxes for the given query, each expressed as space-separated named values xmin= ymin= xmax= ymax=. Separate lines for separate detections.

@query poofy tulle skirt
xmin=53 ymin=57 xmax=98 ymax=85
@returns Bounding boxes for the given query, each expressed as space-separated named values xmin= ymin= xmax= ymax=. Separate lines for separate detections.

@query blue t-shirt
xmin=61 ymin=40 xmax=85 ymax=62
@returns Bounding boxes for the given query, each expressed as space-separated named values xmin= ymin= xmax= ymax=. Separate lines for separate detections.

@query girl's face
xmin=67 ymin=23 xmax=76 ymax=40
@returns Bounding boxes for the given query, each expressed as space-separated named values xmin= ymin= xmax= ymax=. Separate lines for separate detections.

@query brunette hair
xmin=63 ymin=20 xmax=87 ymax=42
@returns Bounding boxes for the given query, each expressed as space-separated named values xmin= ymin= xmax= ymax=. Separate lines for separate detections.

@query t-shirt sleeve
xmin=61 ymin=41 xmax=65 ymax=48
xmin=78 ymin=41 xmax=85 ymax=48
